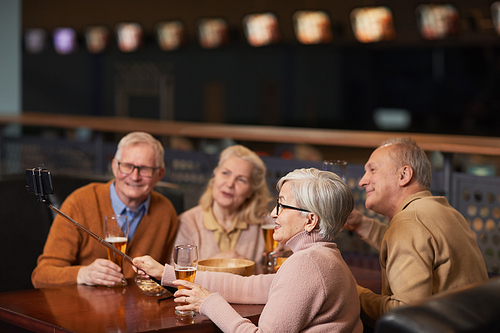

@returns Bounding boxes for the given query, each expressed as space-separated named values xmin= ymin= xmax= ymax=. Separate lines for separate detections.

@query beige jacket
xmin=358 ymin=190 xmax=488 ymax=320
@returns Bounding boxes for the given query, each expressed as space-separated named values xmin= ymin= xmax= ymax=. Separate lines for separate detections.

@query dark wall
xmin=21 ymin=0 xmax=500 ymax=136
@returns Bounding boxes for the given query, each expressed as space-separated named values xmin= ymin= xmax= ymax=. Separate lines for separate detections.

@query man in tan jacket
xmin=345 ymin=137 xmax=488 ymax=327
xmin=32 ymin=132 xmax=178 ymax=288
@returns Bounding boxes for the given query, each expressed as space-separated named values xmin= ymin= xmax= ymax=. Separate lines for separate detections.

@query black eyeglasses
xmin=275 ymin=198 xmax=310 ymax=216
xmin=117 ymin=162 xmax=160 ymax=177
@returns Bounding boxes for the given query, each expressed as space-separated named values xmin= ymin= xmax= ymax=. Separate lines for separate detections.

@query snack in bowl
xmin=197 ymin=258 xmax=255 ymax=276
xmin=135 ymin=275 xmax=168 ymax=296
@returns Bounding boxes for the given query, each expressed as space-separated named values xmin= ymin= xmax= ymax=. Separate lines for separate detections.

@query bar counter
xmin=0 ymin=266 xmax=380 ymax=333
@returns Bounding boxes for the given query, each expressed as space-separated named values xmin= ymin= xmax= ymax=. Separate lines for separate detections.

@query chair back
xmin=0 ymin=175 xmax=53 ymax=292
xmin=375 ymin=277 xmax=500 ymax=333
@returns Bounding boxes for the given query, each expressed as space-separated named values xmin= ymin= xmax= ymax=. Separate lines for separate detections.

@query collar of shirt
xmin=203 ymin=206 xmax=248 ymax=253
xmin=110 ymin=182 xmax=151 ymax=239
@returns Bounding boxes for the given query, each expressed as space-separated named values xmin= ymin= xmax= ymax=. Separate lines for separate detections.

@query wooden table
xmin=0 ymin=279 xmax=262 ymax=333
xmin=0 ymin=267 xmax=380 ymax=333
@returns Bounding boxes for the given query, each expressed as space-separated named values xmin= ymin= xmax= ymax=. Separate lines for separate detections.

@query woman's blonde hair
xmin=199 ymin=145 xmax=272 ymax=224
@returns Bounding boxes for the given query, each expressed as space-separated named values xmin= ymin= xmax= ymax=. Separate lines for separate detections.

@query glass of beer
xmin=323 ymin=160 xmax=347 ymax=182
xmin=173 ymin=244 xmax=198 ymax=316
xmin=261 ymin=214 xmax=278 ymax=270
xmin=103 ymin=215 xmax=129 ymax=287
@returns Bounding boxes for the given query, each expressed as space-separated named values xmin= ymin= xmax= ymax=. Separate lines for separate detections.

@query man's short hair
xmin=114 ymin=132 xmax=165 ymax=168
xmin=381 ymin=137 xmax=432 ymax=190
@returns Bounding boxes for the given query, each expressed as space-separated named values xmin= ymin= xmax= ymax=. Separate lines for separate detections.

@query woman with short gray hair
xmin=134 ymin=167 xmax=362 ymax=332
xmin=276 ymin=167 xmax=354 ymax=241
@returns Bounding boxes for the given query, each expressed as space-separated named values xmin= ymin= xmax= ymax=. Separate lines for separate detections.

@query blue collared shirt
xmin=110 ymin=182 xmax=150 ymax=240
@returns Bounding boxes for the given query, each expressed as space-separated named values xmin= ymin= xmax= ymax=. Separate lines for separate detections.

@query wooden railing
xmin=1 ymin=112 xmax=500 ymax=156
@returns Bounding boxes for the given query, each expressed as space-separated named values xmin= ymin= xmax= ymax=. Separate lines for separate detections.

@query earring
xmin=305 ymin=230 xmax=309 ymax=235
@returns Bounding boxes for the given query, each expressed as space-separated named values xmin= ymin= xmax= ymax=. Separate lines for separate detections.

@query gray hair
xmin=276 ymin=168 xmax=354 ymax=241
xmin=114 ymin=132 xmax=165 ymax=168
xmin=381 ymin=137 xmax=431 ymax=190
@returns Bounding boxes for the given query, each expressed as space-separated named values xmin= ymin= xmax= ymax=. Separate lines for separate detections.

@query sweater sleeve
xmin=361 ymin=218 xmax=388 ymax=251
xmin=358 ymin=218 xmax=435 ymax=320
xmin=31 ymin=194 xmax=87 ymax=287
xmin=162 ymin=263 xmax=273 ymax=304
xmin=200 ymin=293 xmax=259 ymax=333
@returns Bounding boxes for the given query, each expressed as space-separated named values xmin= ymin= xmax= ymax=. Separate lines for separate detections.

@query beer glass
xmin=103 ymin=215 xmax=129 ymax=287
xmin=173 ymin=244 xmax=198 ymax=316
xmin=323 ymin=160 xmax=347 ymax=182
xmin=261 ymin=214 xmax=278 ymax=270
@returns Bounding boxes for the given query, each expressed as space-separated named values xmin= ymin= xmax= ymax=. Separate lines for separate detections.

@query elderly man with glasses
xmin=32 ymin=132 xmax=178 ymax=288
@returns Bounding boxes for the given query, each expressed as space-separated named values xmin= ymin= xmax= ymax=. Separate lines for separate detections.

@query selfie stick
xmin=26 ymin=167 xmax=174 ymax=294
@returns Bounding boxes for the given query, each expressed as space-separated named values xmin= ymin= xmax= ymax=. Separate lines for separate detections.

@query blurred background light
xmin=156 ymin=20 xmax=185 ymax=52
xmin=116 ymin=22 xmax=143 ymax=53
xmin=84 ymin=25 xmax=109 ymax=54
xmin=197 ymin=18 xmax=229 ymax=49
xmin=293 ymin=10 xmax=333 ymax=45
xmin=243 ymin=12 xmax=280 ymax=47
xmin=24 ymin=28 xmax=46 ymax=54
xmin=373 ymin=108 xmax=411 ymax=130
xmin=52 ymin=27 xmax=78 ymax=55
xmin=416 ymin=4 xmax=459 ymax=40
xmin=350 ymin=6 xmax=396 ymax=43
xmin=491 ymin=2 xmax=500 ymax=36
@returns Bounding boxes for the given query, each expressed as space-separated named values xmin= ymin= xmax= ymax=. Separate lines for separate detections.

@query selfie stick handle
xmin=47 ymin=204 xmax=134 ymax=264
xmin=47 ymin=204 xmax=173 ymax=292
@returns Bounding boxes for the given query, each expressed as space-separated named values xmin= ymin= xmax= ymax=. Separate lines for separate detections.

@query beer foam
xmin=175 ymin=267 xmax=196 ymax=272
xmin=105 ymin=236 xmax=127 ymax=243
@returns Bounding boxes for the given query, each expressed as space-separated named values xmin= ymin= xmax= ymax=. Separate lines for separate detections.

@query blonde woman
xmin=173 ymin=145 xmax=272 ymax=263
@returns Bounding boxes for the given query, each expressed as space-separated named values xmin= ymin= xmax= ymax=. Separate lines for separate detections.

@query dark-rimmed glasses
xmin=276 ymin=198 xmax=310 ymax=216
xmin=117 ymin=162 xmax=160 ymax=177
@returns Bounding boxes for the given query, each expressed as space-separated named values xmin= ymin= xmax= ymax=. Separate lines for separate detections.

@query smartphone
xmin=26 ymin=168 xmax=54 ymax=195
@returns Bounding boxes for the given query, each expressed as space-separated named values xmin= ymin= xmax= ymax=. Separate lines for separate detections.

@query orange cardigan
xmin=32 ymin=181 xmax=178 ymax=288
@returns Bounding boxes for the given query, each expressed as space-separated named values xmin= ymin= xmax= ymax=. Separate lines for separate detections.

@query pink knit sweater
xmin=162 ymin=230 xmax=362 ymax=332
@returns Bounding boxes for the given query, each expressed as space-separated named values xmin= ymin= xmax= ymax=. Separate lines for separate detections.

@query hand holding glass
xmin=103 ymin=215 xmax=129 ymax=287
xmin=173 ymin=245 xmax=198 ymax=316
